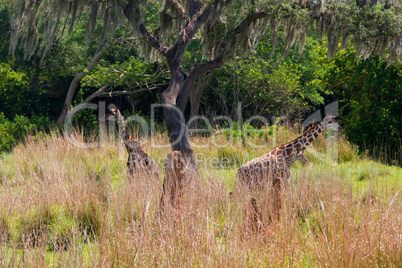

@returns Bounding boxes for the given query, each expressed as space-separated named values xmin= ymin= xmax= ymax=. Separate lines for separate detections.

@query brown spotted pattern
xmin=236 ymin=115 xmax=337 ymax=188
xmin=236 ymin=116 xmax=337 ymax=231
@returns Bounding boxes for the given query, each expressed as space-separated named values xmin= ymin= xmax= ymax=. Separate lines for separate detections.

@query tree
xmin=314 ymin=47 xmax=402 ymax=164
xmin=10 ymin=0 xmax=402 ymax=175
xmin=205 ymin=59 xmax=305 ymax=120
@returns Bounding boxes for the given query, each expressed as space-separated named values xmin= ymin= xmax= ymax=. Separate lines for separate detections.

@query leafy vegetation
xmin=314 ymin=46 xmax=402 ymax=164
xmin=0 ymin=1 xmax=399 ymax=165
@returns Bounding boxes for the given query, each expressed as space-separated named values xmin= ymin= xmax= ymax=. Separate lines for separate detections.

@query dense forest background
xmin=0 ymin=1 xmax=400 ymax=165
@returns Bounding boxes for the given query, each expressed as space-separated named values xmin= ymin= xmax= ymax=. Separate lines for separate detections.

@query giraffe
xmin=237 ymin=115 xmax=338 ymax=187
xmin=109 ymin=108 xmax=160 ymax=180
xmin=239 ymin=147 xmax=308 ymax=232
xmin=236 ymin=115 xmax=339 ymax=230
xmin=237 ymin=146 xmax=308 ymax=191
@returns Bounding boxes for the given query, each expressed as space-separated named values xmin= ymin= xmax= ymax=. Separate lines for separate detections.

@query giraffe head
xmin=108 ymin=107 xmax=121 ymax=116
xmin=294 ymin=147 xmax=309 ymax=164
xmin=288 ymin=147 xmax=308 ymax=166
xmin=322 ymin=115 xmax=340 ymax=130
xmin=103 ymin=107 xmax=121 ymax=121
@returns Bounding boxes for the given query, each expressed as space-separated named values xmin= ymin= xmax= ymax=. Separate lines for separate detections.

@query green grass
xmin=0 ymin=132 xmax=400 ymax=267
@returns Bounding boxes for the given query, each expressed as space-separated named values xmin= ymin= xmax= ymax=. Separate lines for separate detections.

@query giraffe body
xmin=236 ymin=115 xmax=338 ymax=230
xmin=237 ymin=115 xmax=338 ymax=189
xmin=237 ymin=147 xmax=308 ymax=190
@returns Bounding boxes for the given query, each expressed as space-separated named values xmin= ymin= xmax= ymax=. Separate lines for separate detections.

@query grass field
xmin=0 ymin=130 xmax=401 ymax=267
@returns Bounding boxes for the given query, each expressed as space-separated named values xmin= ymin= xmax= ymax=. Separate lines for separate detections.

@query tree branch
xmin=81 ymin=86 xmax=160 ymax=105
xmin=233 ymin=12 xmax=268 ymax=34
xmin=177 ymin=55 xmax=224 ymax=112
xmin=177 ymin=11 xmax=269 ymax=112
xmin=187 ymin=0 xmax=202 ymax=17
xmin=138 ymin=22 xmax=169 ymax=56
xmin=120 ymin=0 xmax=168 ymax=55
xmin=57 ymin=37 xmax=135 ymax=125
xmin=168 ymin=5 xmax=211 ymax=65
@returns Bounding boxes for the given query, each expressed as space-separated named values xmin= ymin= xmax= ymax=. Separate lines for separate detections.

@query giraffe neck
xmin=286 ymin=121 xmax=326 ymax=151
xmin=114 ymin=111 xmax=131 ymax=141
xmin=112 ymin=109 xmax=138 ymax=151
xmin=286 ymin=154 xmax=298 ymax=167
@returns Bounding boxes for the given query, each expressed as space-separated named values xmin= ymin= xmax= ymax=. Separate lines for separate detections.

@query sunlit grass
xmin=0 ymin=131 xmax=401 ymax=267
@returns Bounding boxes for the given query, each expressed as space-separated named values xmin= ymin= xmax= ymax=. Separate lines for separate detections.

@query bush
xmin=221 ymin=122 xmax=271 ymax=142
xmin=0 ymin=113 xmax=52 ymax=152
xmin=314 ymin=49 xmax=402 ymax=165
xmin=0 ymin=63 xmax=50 ymax=119
xmin=0 ymin=114 xmax=15 ymax=152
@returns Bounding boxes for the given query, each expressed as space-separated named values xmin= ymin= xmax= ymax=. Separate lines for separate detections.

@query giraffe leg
xmin=250 ymin=196 xmax=276 ymax=236
xmin=250 ymin=197 xmax=262 ymax=231
xmin=271 ymin=177 xmax=283 ymax=223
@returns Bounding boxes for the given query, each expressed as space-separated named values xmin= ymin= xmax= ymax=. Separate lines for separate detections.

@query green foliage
xmin=0 ymin=113 xmax=52 ymax=152
xmin=220 ymin=122 xmax=289 ymax=147
xmin=81 ymin=56 xmax=159 ymax=89
xmin=283 ymin=37 xmax=331 ymax=107
xmin=0 ymin=7 xmax=11 ymax=59
xmin=206 ymin=57 xmax=309 ymax=119
xmin=0 ymin=63 xmax=51 ymax=118
xmin=0 ymin=64 xmax=30 ymax=118
xmin=69 ymin=89 xmax=98 ymax=135
xmin=221 ymin=122 xmax=269 ymax=142
xmin=0 ymin=114 xmax=16 ymax=152
xmin=314 ymin=46 xmax=402 ymax=164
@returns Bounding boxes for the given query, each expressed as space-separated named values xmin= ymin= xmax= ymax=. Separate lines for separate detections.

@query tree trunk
xmin=189 ymin=89 xmax=201 ymax=121
xmin=57 ymin=72 xmax=87 ymax=125
xmin=162 ymin=62 xmax=199 ymax=179
xmin=188 ymin=74 xmax=213 ymax=128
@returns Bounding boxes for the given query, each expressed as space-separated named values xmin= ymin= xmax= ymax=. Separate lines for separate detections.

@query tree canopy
xmin=3 ymin=0 xmax=402 ymax=167
xmin=10 ymin=0 xmax=401 ymax=65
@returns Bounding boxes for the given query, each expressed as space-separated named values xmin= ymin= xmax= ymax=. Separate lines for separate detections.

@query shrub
xmin=0 ymin=113 xmax=15 ymax=152
xmin=221 ymin=122 xmax=273 ymax=143
xmin=0 ymin=113 xmax=52 ymax=153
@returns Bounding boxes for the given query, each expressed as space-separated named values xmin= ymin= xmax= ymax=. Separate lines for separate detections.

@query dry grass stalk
xmin=0 ymin=131 xmax=400 ymax=266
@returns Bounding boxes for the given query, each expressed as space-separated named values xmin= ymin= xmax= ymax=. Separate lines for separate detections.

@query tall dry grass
xmin=0 ymin=131 xmax=400 ymax=267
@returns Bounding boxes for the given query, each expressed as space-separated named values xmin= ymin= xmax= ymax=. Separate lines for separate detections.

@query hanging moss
xmin=8 ymin=0 xmax=402 ymax=65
